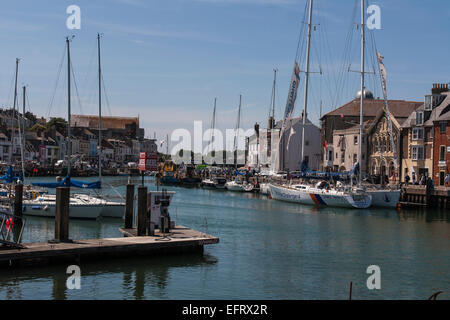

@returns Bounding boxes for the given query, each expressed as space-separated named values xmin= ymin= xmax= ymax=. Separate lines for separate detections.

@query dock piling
xmin=137 ymin=186 xmax=147 ymax=236
xmin=54 ymin=187 xmax=70 ymax=242
xmin=13 ymin=184 xmax=24 ymax=243
xmin=124 ymin=184 xmax=135 ymax=229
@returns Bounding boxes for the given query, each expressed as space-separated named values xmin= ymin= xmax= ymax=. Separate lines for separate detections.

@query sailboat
xmin=201 ymin=98 xmax=227 ymax=190
xmin=364 ymin=55 xmax=401 ymax=208
xmin=259 ymin=69 xmax=278 ymax=196
xmin=25 ymin=35 xmax=125 ymax=219
xmin=268 ymin=0 xmax=372 ymax=209
xmin=225 ymin=95 xmax=246 ymax=192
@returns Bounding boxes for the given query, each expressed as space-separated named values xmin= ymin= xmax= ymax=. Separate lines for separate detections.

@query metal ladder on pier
xmin=0 ymin=209 xmax=26 ymax=249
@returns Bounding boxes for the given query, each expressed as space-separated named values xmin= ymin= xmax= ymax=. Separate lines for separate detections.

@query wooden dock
xmin=0 ymin=226 xmax=219 ymax=268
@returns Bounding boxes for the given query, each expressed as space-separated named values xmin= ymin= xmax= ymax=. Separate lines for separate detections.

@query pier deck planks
xmin=0 ymin=226 xmax=219 ymax=268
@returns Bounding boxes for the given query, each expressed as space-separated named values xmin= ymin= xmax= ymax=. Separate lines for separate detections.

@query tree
xmin=46 ymin=117 xmax=68 ymax=135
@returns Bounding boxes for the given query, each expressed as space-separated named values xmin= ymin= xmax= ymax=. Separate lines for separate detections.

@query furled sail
xmin=32 ymin=175 xmax=101 ymax=189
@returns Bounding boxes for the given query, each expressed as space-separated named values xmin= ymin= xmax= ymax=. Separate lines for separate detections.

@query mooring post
xmin=137 ymin=185 xmax=147 ymax=236
xmin=54 ymin=187 xmax=70 ymax=242
xmin=13 ymin=183 xmax=24 ymax=243
xmin=124 ymin=184 xmax=135 ymax=229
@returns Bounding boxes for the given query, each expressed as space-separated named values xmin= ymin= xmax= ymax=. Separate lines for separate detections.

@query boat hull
xmin=22 ymin=195 xmax=125 ymax=219
xmin=368 ymin=189 xmax=401 ymax=208
xmin=269 ymin=184 xmax=372 ymax=209
xmin=225 ymin=182 xmax=244 ymax=192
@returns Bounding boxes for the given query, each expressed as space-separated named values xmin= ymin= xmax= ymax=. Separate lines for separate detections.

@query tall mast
xmin=234 ymin=95 xmax=242 ymax=169
xmin=166 ymin=133 xmax=169 ymax=156
xmin=20 ymin=85 xmax=26 ymax=182
xmin=301 ymin=0 xmax=313 ymax=163
xmin=359 ymin=0 xmax=365 ymax=186
xmin=97 ymin=33 xmax=102 ymax=183
xmin=67 ymin=37 xmax=72 ymax=177
xmin=271 ymin=69 xmax=277 ymax=121
xmin=211 ymin=97 xmax=216 ymax=156
xmin=11 ymin=58 xmax=19 ymax=164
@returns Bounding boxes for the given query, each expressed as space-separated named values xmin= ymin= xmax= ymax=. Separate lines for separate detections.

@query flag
xmin=281 ymin=61 xmax=301 ymax=133
xmin=324 ymin=140 xmax=328 ymax=151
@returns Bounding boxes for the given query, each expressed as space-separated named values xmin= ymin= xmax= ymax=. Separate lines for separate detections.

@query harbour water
xmin=0 ymin=176 xmax=448 ymax=299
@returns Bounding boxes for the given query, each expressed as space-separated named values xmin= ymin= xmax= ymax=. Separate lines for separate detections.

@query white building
xmin=247 ymin=116 xmax=321 ymax=172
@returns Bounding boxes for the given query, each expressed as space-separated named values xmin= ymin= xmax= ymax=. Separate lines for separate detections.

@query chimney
xmin=268 ymin=116 xmax=275 ymax=129
xmin=432 ymin=83 xmax=449 ymax=95
xmin=254 ymin=122 xmax=259 ymax=137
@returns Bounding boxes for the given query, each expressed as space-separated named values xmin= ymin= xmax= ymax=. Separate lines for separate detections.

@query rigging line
xmin=332 ymin=0 xmax=358 ymax=109
xmin=25 ymin=87 xmax=32 ymax=113
xmin=101 ymin=72 xmax=113 ymax=116
xmin=70 ymin=59 xmax=84 ymax=115
xmin=5 ymin=66 xmax=16 ymax=108
xmin=47 ymin=44 xmax=67 ymax=119
xmin=81 ymin=38 xmax=97 ymax=100
xmin=318 ymin=13 xmax=340 ymax=113
xmin=294 ymin=0 xmax=309 ymax=63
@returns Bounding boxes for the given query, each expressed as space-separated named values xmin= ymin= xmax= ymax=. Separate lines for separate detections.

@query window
xmin=305 ymin=140 xmax=309 ymax=146
xmin=440 ymin=145 xmax=446 ymax=161
xmin=425 ymin=94 xmax=443 ymax=111
xmin=411 ymin=146 xmax=424 ymax=160
xmin=328 ymin=150 xmax=333 ymax=161
xmin=354 ymin=135 xmax=358 ymax=145
xmin=424 ymin=95 xmax=432 ymax=111
xmin=304 ymin=156 xmax=309 ymax=164
xmin=412 ymin=128 xmax=424 ymax=140
xmin=341 ymin=152 xmax=345 ymax=163
xmin=440 ymin=122 xmax=446 ymax=134
xmin=353 ymin=153 xmax=357 ymax=164
xmin=416 ymin=111 xmax=423 ymax=125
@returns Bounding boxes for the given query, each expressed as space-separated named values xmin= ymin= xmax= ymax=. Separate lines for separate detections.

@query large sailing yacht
xmin=268 ymin=0 xmax=372 ymax=209
xmin=25 ymin=35 xmax=125 ymax=219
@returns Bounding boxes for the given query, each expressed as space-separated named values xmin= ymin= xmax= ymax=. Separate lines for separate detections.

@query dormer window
xmin=416 ymin=111 xmax=423 ymax=125
xmin=425 ymin=94 xmax=444 ymax=110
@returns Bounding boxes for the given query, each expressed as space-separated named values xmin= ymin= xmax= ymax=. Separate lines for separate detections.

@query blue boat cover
xmin=298 ymin=160 xmax=359 ymax=180
xmin=0 ymin=167 xmax=20 ymax=184
xmin=32 ymin=175 xmax=101 ymax=189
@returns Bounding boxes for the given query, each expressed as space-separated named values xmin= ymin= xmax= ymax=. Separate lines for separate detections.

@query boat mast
xmin=301 ymin=0 xmax=313 ymax=164
xmin=271 ymin=69 xmax=277 ymax=122
xmin=67 ymin=36 xmax=72 ymax=177
xmin=18 ymin=85 xmax=26 ymax=182
xmin=97 ymin=33 xmax=102 ymax=184
xmin=234 ymin=95 xmax=242 ymax=170
xmin=211 ymin=97 xmax=216 ymax=158
xmin=268 ymin=69 xmax=277 ymax=161
xmin=11 ymin=58 xmax=19 ymax=165
xmin=359 ymin=0 xmax=365 ymax=186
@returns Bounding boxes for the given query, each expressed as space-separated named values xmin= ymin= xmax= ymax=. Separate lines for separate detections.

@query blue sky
xmin=0 ymin=0 xmax=449 ymax=151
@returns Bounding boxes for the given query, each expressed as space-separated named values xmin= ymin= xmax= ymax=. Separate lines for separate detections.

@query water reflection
xmin=0 ymin=253 xmax=218 ymax=300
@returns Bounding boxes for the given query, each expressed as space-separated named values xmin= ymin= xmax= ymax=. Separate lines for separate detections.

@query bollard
xmin=136 ymin=186 xmax=147 ymax=236
xmin=13 ymin=184 xmax=24 ymax=243
xmin=54 ymin=187 xmax=70 ymax=242
xmin=124 ymin=184 xmax=135 ymax=229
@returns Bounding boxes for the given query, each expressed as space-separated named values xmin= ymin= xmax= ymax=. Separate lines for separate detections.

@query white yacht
xmin=23 ymin=193 xmax=124 ymax=219
xmin=269 ymin=182 xmax=372 ymax=209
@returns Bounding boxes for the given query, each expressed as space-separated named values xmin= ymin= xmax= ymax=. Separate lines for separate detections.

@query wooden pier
xmin=0 ymin=226 xmax=218 ymax=268
xmin=401 ymin=185 xmax=450 ymax=209
xmin=0 ymin=184 xmax=219 ymax=268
